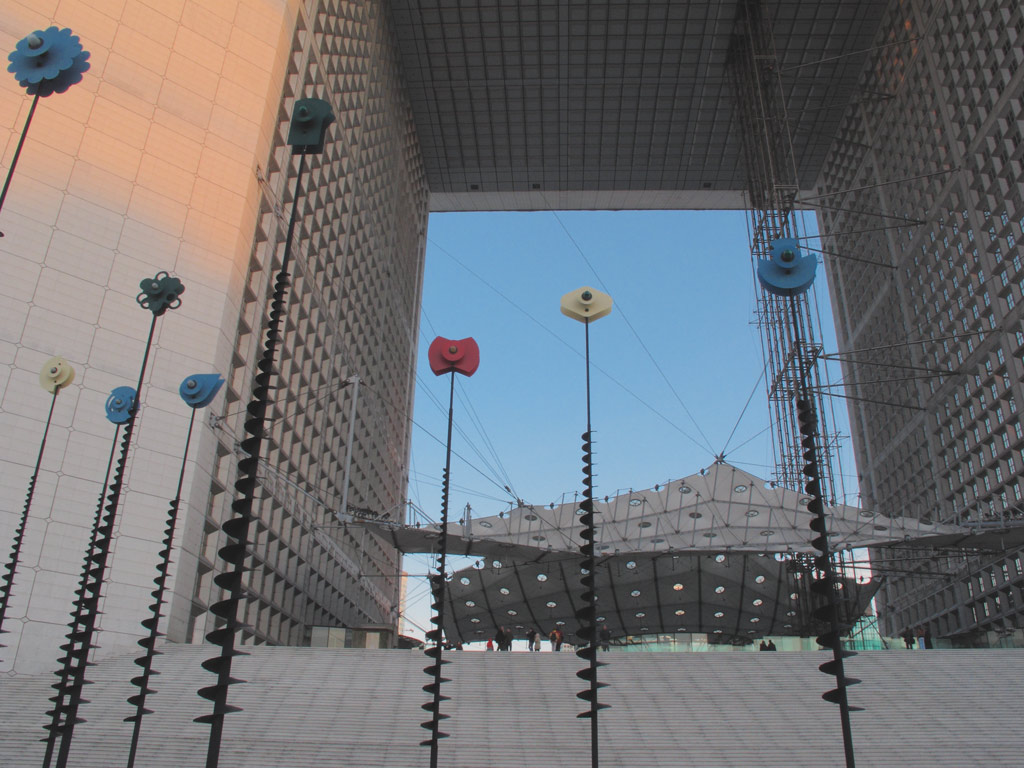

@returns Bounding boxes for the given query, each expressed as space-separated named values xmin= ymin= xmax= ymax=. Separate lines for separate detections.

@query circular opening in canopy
xmin=630 ymin=589 xmax=641 ymax=597
xmin=499 ymin=587 xmax=510 ymax=595
xmin=680 ymin=484 xmax=692 ymax=494
xmin=479 ymin=521 xmax=493 ymax=528
xmin=752 ymin=599 xmax=763 ymax=606
xmin=754 ymin=575 xmax=766 ymax=584
xmin=714 ymin=586 xmax=725 ymax=594
xmin=507 ymin=609 xmax=517 ymax=616
xmin=675 ymin=609 xmax=686 ymax=616
xmin=673 ymin=583 xmax=684 ymax=591
xmin=689 ymin=511 xmax=702 ymax=519
xmin=459 ymin=577 xmax=471 ymax=585
xmin=637 ymin=521 xmax=651 ymax=528
xmin=470 ymin=618 xmax=480 ymax=623
xmin=734 ymin=484 xmax=748 ymax=493
xmin=546 ymin=601 xmax=557 ymax=608
xmin=466 ymin=600 xmax=475 ymax=607
xmin=714 ymin=611 xmax=725 ymax=618
xmin=745 ymin=510 xmax=759 ymax=518
xmin=629 ymin=499 xmax=642 ymax=507
xmin=626 ymin=561 xmax=637 ymax=570
xmin=635 ymin=611 xmax=645 ymax=618
xmin=537 ymin=574 xmax=548 ymax=582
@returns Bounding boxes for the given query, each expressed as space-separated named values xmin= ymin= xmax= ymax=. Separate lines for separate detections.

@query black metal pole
xmin=789 ymin=297 xmax=857 ymax=768
xmin=41 ymin=424 xmax=121 ymax=768
xmin=197 ymin=151 xmax=308 ymax=768
xmin=575 ymin=317 xmax=605 ymax=768
xmin=126 ymin=408 xmax=198 ymax=767
xmin=54 ymin=315 xmax=160 ymax=768
xmin=422 ymin=371 xmax=456 ymax=767
xmin=0 ymin=387 xmax=57 ymax=645
xmin=0 ymin=92 xmax=40 ymax=222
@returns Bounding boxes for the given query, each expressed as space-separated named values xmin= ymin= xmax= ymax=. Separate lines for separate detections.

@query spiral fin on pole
xmin=575 ymin=431 xmax=609 ymax=722
xmin=195 ymin=247 xmax=299 ymax=764
xmin=48 ymin=415 xmax=139 ymax=767
xmin=1 ymin=387 xmax=61 ymax=659
xmin=795 ymin=397 xmax=863 ymax=713
xmin=421 ymin=460 xmax=453 ymax=752
xmin=124 ymin=498 xmax=178 ymax=724
xmin=0 ymin=470 xmax=36 ymax=655
xmin=40 ymin=447 xmax=110 ymax=764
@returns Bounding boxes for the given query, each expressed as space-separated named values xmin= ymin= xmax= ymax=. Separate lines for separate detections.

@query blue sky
xmin=400 ymin=209 xmax=858 ymax=637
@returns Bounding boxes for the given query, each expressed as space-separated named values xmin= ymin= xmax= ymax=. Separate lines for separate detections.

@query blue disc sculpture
xmin=756 ymin=237 xmax=816 ymax=297
xmin=757 ymin=237 xmax=860 ymax=768
xmin=126 ymin=373 xmax=224 ymax=768
xmin=41 ymin=385 xmax=134 ymax=768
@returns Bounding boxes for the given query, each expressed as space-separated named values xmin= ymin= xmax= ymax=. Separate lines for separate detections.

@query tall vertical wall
xmin=0 ymin=0 xmax=427 ymax=675
xmin=817 ymin=0 xmax=1024 ymax=640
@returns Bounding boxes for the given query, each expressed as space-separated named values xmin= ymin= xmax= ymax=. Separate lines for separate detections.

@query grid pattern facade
xmin=818 ymin=0 xmax=1024 ymax=640
xmin=0 ymin=0 xmax=426 ymax=675
xmin=186 ymin=0 xmax=429 ymax=646
xmin=390 ymin=0 xmax=887 ymax=210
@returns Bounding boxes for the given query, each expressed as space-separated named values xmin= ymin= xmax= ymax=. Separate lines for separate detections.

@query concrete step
xmin=1 ymin=645 xmax=1020 ymax=767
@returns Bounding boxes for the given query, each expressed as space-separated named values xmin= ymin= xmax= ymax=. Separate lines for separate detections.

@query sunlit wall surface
xmin=818 ymin=0 xmax=1024 ymax=641
xmin=0 ymin=0 xmax=426 ymax=674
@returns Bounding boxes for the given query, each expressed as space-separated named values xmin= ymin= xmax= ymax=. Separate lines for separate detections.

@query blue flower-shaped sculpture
xmin=179 ymin=374 xmax=225 ymax=409
xmin=106 ymin=387 xmax=136 ymax=424
xmin=7 ymin=27 xmax=90 ymax=97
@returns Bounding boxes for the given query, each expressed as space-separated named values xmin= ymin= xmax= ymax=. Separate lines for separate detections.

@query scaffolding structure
xmin=728 ymin=0 xmax=844 ymax=505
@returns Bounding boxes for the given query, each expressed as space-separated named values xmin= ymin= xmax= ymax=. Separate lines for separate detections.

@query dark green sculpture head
xmin=136 ymin=271 xmax=185 ymax=316
xmin=288 ymin=98 xmax=334 ymax=154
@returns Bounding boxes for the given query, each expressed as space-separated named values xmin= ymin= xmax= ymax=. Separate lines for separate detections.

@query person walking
xmin=599 ymin=625 xmax=611 ymax=651
xmin=549 ymin=627 xmax=560 ymax=651
xmin=526 ymin=628 xmax=537 ymax=651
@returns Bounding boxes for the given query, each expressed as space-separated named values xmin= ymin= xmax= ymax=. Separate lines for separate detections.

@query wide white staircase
xmin=1 ymin=645 xmax=1020 ymax=767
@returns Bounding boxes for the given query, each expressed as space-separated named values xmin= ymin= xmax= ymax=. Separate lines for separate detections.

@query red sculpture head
xmin=428 ymin=336 xmax=480 ymax=377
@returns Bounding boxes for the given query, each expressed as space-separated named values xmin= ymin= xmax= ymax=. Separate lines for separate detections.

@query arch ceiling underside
xmin=389 ymin=0 xmax=891 ymax=211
